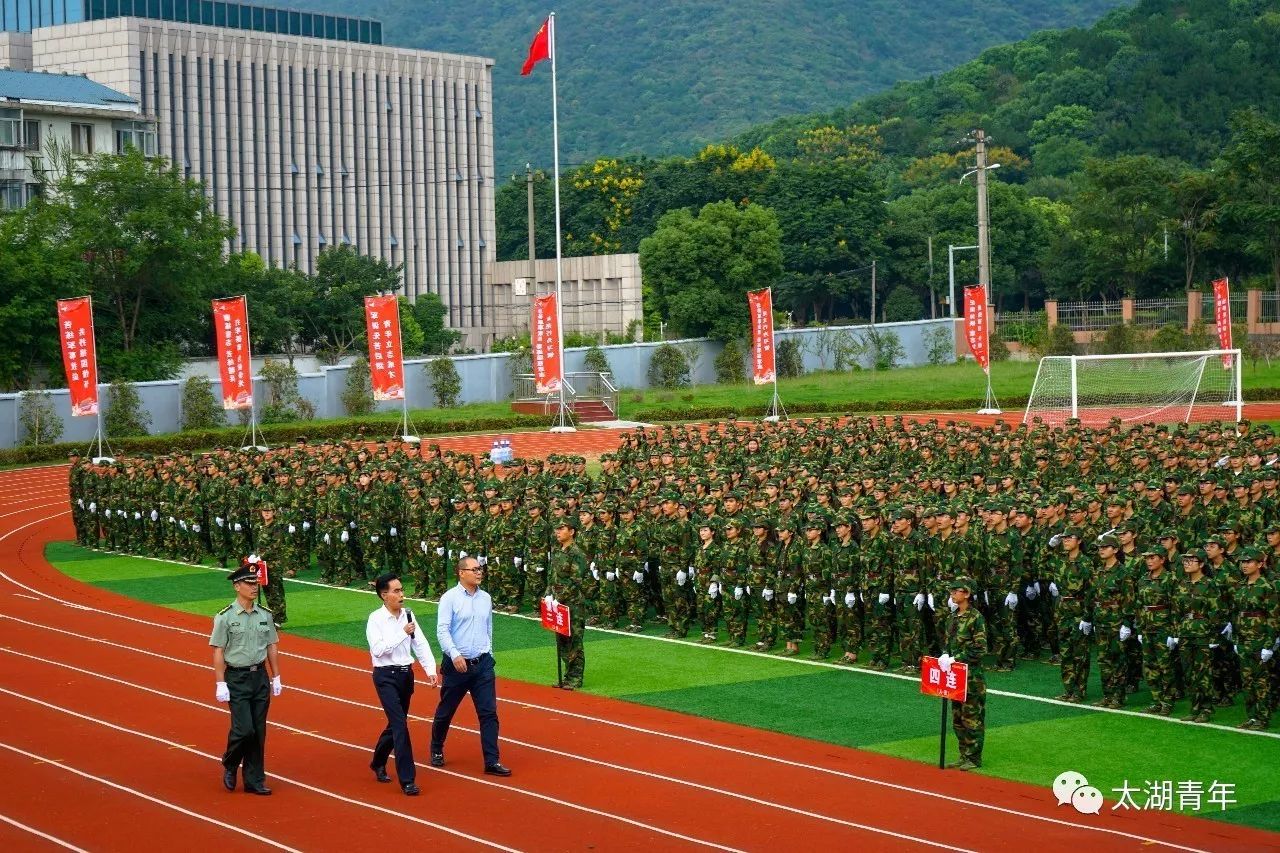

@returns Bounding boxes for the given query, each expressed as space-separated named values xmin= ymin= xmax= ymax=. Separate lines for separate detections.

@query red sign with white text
xmin=56 ymin=297 xmax=99 ymax=417
xmin=1212 ymin=277 xmax=1233 ymax=368
xmin=532 ymin=292 xmax=563 ymax=394
xmin=364 ymin=295 xmax=405 ymax=401
xmin=920 ymin=656 xmax=969 ymax=702
xmin=747 ymin=287 xmax=776 ymax=385
xmin=539 ymin=598 xmax=571 ymax=637
xmin=212 ymin=296 xmax=254 ymax=410
xmin=255 ymin=560 xmax=269 ymax=587
xmin=963 ymin=285 xmax=989 ymax=374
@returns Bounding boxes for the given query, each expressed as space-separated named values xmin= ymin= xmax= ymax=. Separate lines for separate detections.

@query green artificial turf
xmin=47 ymin=541 xmax=1280 ymax=833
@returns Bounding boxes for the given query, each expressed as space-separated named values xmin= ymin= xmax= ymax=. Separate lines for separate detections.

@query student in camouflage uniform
xmin=859 ymin=508 xmax=894 ymax=670
xmin=692 ymin=519 xmax=723 ymax=643
xmin=548 ymin=517 xmax=589 ymax=689
xmin=1092 ymin=535 xmax=1135 ymax=708
xmin=1174 ymin=549 xmax=1226 ymax=724
xmin=719 ymin=517 xmax=750 ymax=646
xmin=1231 ymin=546 xmax=1277 ymax=730
xmin=801 ymin=514 xmax=836 ymax=659
xmin=253 ymin=504 xmax=288 ymax=626
xmin=748 ymin=517 xmax=778 ymax=652
xmin=1049 ymin=528 xmax=1094 ymax=703
xmin=940 ymin=576 xmax=987 ymax=771
xmin=831 ymin=513 xmax=862 ymax=664
xmin=614 ymin=505 xmax=648 ymax=631
xmin=1135 ymin=547 xmax=1179 ymax=715
xmin=774 ymin=520 xmax=805 ymax=657
xmin=888 ymin=509 xmax=927 ymax=673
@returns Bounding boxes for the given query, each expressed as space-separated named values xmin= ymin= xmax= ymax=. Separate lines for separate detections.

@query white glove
xmin=477 ymin=555 xmax=487 ymax=566
xmin=633 ymin=570 xmax=645 ymax=584
xmin=983 ymin=591 xmax=989 ymax=606
xmin=1034 ymin=582 xmax=1042 ymax=595
xmin=926 ymin=593 xmax=935 ymax=611
xmin=1209 ymin=642 xmax=1220 ymax=650
xmin=389 ymin=527 xmax=397 ymax=536
xmin=1263 ymin=648 xmax=1274 ymax=662
xmin=708 ymin=582 xmax=719 ymax=598
xmin=676 ymin=570 xmax=687 ymax=586
xmin=644 ymin=562 xmax=650 ymax=572
xmin=786 ymin=591 xmax=798 ymax=605
xmin=167 ymin=516 xmax=175 ymax=524
xmin=1049 ymin=533 xmax=1063 ymax=548
xmin=1119 ymin=625 xmax=1132 ymax=642
xmin=734 ymin=586 xmax=745 ymax=600
xmin=193 ymin=524 xmax=201 ymax=533
xmin=134 ymin=512 xmax=141 ymax=520
xmin=591 ymin=567 xmax=600 ymax=580
xmin=88 ymin=501 xmax=95 ymax=511
xmin=179 ymin=520 xmax=187 ymax=531
xmin=302 ymin=521 xmax=310 ymax=531
xmin=534 ymin=565 xmax=544 ymax=573
xmin=829 ymin=589 xmax=836 ymax=603
xmin=513 ymin=556 xmax=522 ymax=565
xmin=1078 ymin=620 xmax=1092 ymax=635
xmin=1004 ymin=592 xmax=1018 ymax=609
xmin=215 ymin=682 xmax=230 ymax=703
xmin=340 ymin=529 xmax=349 ymax=542
xmin=349 ymin=521 xmax=357 ymax=529
xmin=913 ymin=593 xmax=925 ymax=610
xmin=606 ymin=571 xmax=616 ymax=581
xmin=1166 ymin=636 xmax=1179 ymax=650
xmin=437 ymin=547 xmax=446 ymax=557
xmin=845 ymin=592 xmax=856 ymax=607
xmin=1221 ymin=622 xmax=1233 ymax=639
xmin=543 ymin=595 xmax=554 ymax=609
xmin=215 ymin=516 xmax=224 ymax=526
xmin=1025 ymin=584 xmax=1038 ymax=600
xmin=77 ymin=499 xmax=83 ymax=507
xmin=323 ymin=533 xmax=331 ymax=544
xmin=1137 ymin=634 xmax=1143 ymax=644
xmin=590 ymin=561 xmax=597 ymax=572
xmin=763 ymin=588 xmax=775 ymax=601
xmin=288 ymin=524 xmax=296 ymax=534
xmin=821 ymin=593 xmax=832 ymax=605
xmin=271 ymin=676 xmax=282 ymax=697
xmin=878 ymin=593 xmax=890 ymax=606
xmin=448 ymin=549 xmax=455 ymax=559
xmin=459 ymin=550 xmax=468 ymax=558
xmin=938 ymin=653 xmax=955 ymax=673
xmin=420 ymin=541 xmax=429 ymax=553
xmin=370 ymin=534 xmax=380 ymax=543
xmin=150 ymin=510 xmax=158 ymax=521
xmin=1049 ymin=582 xmax=1060 ymax=597
xmin=234 ymin=522 xmax=242 ymax=532
xmin=948 ymin=598 xmax=959 ymax=612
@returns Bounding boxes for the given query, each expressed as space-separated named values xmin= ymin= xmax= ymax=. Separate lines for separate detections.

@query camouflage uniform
xmin=1231 ymin=550 xmax=1277 ymax=728
xmin=747 ymin=530 xmax=778 ymax=651
xmin=1175 ymin=558 xmax=1226 ymax=722
xmin=719 ymin=522 xmax=750 ymax=646
xmin=941 ymin=578 xmax=987 ymax=769
xmin=1134 ymin=556 xmax=1179 ymax=714
xmin=1048 ymin=543 xmax=1095 ymax=702
xmin=549 ymin=528 xmax=590 ymax=688
xmin=613 ymin=514 xmax=648 ymax=629
xmin=888 ymin=522 xmax=928 ymax=671
xmin=1092 ymin=545 xmax=1135 ymax=707
xmin=859 ymin=522 xmax=894 ymax=669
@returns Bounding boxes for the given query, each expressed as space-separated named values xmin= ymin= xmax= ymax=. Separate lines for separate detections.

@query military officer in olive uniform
xmin=211 ymin=560 xmax=283 ymax=795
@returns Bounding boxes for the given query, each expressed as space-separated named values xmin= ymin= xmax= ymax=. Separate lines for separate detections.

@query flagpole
xmin=977 ymin=297 xmax=1001 ymax=415
xmin=548 ymin=11 xmax=574 ymax=433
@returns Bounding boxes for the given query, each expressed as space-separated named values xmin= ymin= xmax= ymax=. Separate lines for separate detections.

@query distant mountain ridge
xmin=296 ymin=0 xmax=1131 ymax=175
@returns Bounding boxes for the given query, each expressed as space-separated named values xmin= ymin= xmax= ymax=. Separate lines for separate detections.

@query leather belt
xmin=1240 ymin=611 xmax=1268 ymax=618
xmin=376 ymin=664 xmax=413 ymax=673
xmin=1143 ymin=605 xmax=1170 ymax=611
xmin=463 ymin=652 xmax=490 ymax=666
xmin=225 ymin=662 xmax=265 ymax=673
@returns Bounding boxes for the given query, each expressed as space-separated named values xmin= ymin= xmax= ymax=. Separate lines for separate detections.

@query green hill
xmin=297 ymin=0 xmax=1130 ymax=176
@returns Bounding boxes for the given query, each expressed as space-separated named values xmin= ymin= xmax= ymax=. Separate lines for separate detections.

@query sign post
xmin=539 ymin=598 xmax=571 ymax=687
xmin=921 ymin=656 xmax=969 ymax=769
xmin=963 ymin=285 xmax=1001 ymax=415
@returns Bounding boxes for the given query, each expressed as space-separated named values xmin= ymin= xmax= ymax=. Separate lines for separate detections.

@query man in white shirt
xmin=367 ymin=572 xmax=438 ymax=795
xmin=431 ymin=555 xmax=511 ymax=776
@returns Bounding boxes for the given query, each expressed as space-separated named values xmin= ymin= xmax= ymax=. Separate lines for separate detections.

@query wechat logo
xmin=1053 ymin=770 xmax=1103 ymax=815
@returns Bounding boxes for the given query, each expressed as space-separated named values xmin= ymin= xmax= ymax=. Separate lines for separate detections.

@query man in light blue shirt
xmin=430 ymin=555 xmax=511 ymax=776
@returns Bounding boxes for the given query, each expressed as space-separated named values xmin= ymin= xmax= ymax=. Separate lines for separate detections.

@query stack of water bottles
xmin=489 ymin=438 xmax=514 ymax=464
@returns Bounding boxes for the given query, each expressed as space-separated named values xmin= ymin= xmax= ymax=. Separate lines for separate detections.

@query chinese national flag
xmin=521 ymin=17 xmax=550 ymax=75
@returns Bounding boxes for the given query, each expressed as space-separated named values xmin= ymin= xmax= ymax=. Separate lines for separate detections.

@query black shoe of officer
xmin=371 ymin=763 xmax=391 ymax=783
xmin=430 ymin=753 xmax=445 ymax=768
xmin=243 ymin=783 xmax=273 ymax=795
xmin=402 ymin=783 xmax=420 ymax=796
xmin=223 ymin=767 xmax=237 ymax=791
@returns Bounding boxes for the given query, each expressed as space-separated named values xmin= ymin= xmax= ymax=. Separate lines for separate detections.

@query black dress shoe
xmin=243 ymin=784 xmax=273 ymax=796
xmin=484 ymin=763 xmax=512 ymax=777
xmin=402 ymin=783 xmax=420 ymax=796
xmin=222 ymin=768 xmax=237 ymax=791
xmin=371 ymin=764 xmax=391 ymax=783
xmin=430 ymin=753 xmax=445 ymax=768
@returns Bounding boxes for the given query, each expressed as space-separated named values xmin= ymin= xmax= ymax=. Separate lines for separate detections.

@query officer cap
xmin=228 ymin=557 xmax=261 ymax=583
xmin=1265 ymin=522 xmax=1280 ymax=535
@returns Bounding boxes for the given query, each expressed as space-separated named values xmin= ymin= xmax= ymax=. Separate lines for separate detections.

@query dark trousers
xmin=222 ymin=667 xmax=270 ymax=786
xmin=371 ymin=666 xmax=416 ymax=785
xmin=430 ymin=653 xmax=499 ymax=766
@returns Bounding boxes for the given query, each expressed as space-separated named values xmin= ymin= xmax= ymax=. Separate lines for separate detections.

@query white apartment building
xmin=3 ymin=2 xmax=497 ymax=346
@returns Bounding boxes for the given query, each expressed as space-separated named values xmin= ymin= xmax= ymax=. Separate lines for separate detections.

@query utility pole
xmin=870 ymin=259 xmax=877 ymax=325
xmin=526 ymin=164 xmax=537 ymax=293
xmin=974 ymin=129 xmax=992 ymax=302
xmin=927 ymin=235 xmax=936 ymax=318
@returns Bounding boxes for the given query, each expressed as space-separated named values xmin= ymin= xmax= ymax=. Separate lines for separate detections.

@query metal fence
xmin=993 ymin=310 xmax=1046 ymax=346
xmin=1054 ymin=301 xmax=1125 ymax=332
xmin=1129 ymin=298 xmax=1187 ymax=330
xmin=1261 ymin=292 xmax=1280 ymax=324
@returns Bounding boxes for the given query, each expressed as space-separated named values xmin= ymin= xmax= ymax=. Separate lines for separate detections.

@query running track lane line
xmin=0 ymin=645 xmax=970 ymax=853
xmin=0 ymin=503 xmax=1262 ymax=849
xmin=0 ymin=615 xmax=1215 ymax=853
xmin=0 ymin=741 xmax=301 ymax=852
xmin=0 ymin=812 xmax=89 ymax=853
xmin=0 ymin=687 xmax=521 ymax=853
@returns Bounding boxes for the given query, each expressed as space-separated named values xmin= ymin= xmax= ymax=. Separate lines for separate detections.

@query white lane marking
xmin=0 ymin=650 xmax=749 ymax=853
xmin=0 ymin=687 xmax=520 ymax=852
xmin=0 ymin=742 xmax=301 ymax=852
xmin=0 ymin=812 xmax=91 ymax=852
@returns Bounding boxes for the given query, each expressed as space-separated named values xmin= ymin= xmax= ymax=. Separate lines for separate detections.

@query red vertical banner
xmin=212 ymin=296 xmax=254 ymax=410
xmin=1212 ymin=277 xmax=1233 ymax=368
xmin=364 ymin=295 xmax=405 ymax=401
xmin=532 ymin=292 xmax=562 ymax=394
xmin=964 ymin=285 xmax=990 ymax=373
xmin=56 ymin=297 xmax=99 ymax=417
xmin=747 ymin=287 xmax=776 ymax=385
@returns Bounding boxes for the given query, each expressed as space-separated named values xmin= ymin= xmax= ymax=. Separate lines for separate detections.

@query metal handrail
xmin=513 ymin=372 xmax=616 ymax=419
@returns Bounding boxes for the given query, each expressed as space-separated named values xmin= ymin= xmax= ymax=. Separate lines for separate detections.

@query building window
xmin=0 ymin=180 xmax=24 ymax=211
xmin=115 ymin=121 xmax=157 ymax=156
xmin=71 ymin=123 xmax=94 ymax=155
xmin=0 ymin=109 xmax=20 ymax=148
xmin=23 ymin=119 xmax=40 ymax=151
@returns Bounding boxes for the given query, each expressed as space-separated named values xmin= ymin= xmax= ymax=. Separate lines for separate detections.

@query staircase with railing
xmin=511 ymin=372 xmax=619 ymax=423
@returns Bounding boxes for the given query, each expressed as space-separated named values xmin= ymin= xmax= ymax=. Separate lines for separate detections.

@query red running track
xmin=1 ymin=465 xmax=1277 ymax=851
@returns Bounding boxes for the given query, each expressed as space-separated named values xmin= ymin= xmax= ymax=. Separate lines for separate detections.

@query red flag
xmin=56 ymin=297 xmax=99 ymax=417
xmin=212 ymin=296 xmax=254 ymax=410
xmin=532 ymin=292 xmax=562 ymax=394
xmin=1212 ymin=277 xmax=1233 ymax=368
xmin=363 ymin=295 xmax=405 ymax=401
xmin=255 ymin=559 xmax=269 ymax=587
xmin=963 ymin=285 xmax=990 ymax=373
xmin=747 ymin=288 xmax=776 ymax=385
xmin=521 ymin=17 xmax=550 ymax=75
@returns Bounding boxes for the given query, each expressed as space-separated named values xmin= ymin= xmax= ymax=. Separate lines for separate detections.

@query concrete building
xmin=3 ymin=1 xmax=496 ymax=346
xmin=489 ymin=253 xmax=644 ymax=343
xmin=0 ymin=66 xmax=154 ymax=209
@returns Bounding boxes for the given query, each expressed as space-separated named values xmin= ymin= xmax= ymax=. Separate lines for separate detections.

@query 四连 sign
xmin=920 ymin=656 xmax=968 ymax=703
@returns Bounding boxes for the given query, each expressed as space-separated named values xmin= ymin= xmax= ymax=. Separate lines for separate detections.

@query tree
xmin=639 ymin=201 xmax=783 ymax=341
xmin=44 ymin=148 xmax=235 ymax=381
xmin=396 ymin=298 xmax=425 ymax=359
xmin=296 ymin=245 xmax=402 ymax=360
xmin=426 ymin=357 xmax=462 ymax=407
xmin=882 ymin=285 xmax=923 ymax=323
xmin=411 ymin=293 xmax=461 ymax=355
xmin=104 ymin=380 xmax=151 ymax=436
xmin=179 ymin=375 xmax=225 ymax=431
xmin=18 ymin=388 xmax=63 ymax=446
xmin=1219 ymin=110 xmax=1280 ymax=290
xmin=646 ymin=343 xmax=690 ymax=389
xmin=229 ymin=253 xmax=308 ymax=363
xmin=342 ymin=356 xmax=375 ymax=415
xmin=1168 ymin=167 xmax=1220 ymax=291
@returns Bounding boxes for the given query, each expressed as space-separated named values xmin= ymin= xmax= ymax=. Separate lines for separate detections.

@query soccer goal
xmin=1023 ymin=349 xmax=1243 ymax=427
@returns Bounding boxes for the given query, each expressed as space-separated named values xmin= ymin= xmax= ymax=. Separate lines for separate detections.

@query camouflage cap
xmin=552 ymin=516 xmax=578 ymax=531
xmin=947 ymin=576 xmax=976 ymax=594
xmin=1182 ymin=548 xmax=1207 ymax=563
xmin=1158 ymin=528 xmax=1180 ymax=540
xmin=1095 ymin=534 xmax=1120 ymax=549
xmin=1238 ymin=545 xmax=1264 ymax=562
xmin=1061 ymin=526 xmax=1084 ymax=540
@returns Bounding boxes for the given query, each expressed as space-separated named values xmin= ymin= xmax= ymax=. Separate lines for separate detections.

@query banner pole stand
xmin=938 ymin=698 xmax=948 ymax=769
xmin=399 ymin=395 xmax=420 ymax=443
xmin=977 ymin=370 xmax=1002 ymax=415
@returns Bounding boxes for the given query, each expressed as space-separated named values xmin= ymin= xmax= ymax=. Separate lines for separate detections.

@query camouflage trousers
xmin=596 ymin=571 xmax=624 ymax=626
xmin=264 ymin=567 xmax=287 ymax=625
xmin=1094 ymin=621 xmax=1128 ymax=704
xmin=1017 ymin=588 xmax=1044 ymax=656
xmin=839 ymin=599 xmax=863 ymax=655
xmin=556 ymin=621 xmax=585 ymax=688
xmin=721 ymin=590 xmax=749 ymax=644
xmin=522 ymin=563 xmax=549 ymax=610
xmin=753 ymin=593 xmax=777 ymax=649
xmin=1180 ymin=641 xmax=1216 ymax=716
xmin=808 ymin=600 xmax=836 ymax=657
xmin=486 ymin=557 xmax=518 ymax=609
xmin=314 ymin=527 xmax=346 ymax=583
xmin=952 ymin=672 xmax=986 ymax=763
xmin=698 ymin=587 xmax=722 ymax=636
xmin=1140 ymin=635 xmax=1176 ymax=706
xmin=1213 ymin=644 xmax=1242 ymax=701
xmin=660 ymin=570 xmax=694 ymax=637
xmin=1238 ymin=643 xmax=1272 ymax=724
xmin=863 ymin=595 xmax=894 ymax=667
xmin=986 ymin=599 xmax=1018 ymax=667
xmin=404 ymin=549 xmax=432 ymax=599
xmin=618 ymin=564 xmax=647 ymax=626
xmin=895 ymin=594 xmax=930 ymax=668
xmin=1057 ymin=618 xmax=1091 ymax=699
xmin=778 ymin=596 xmax=804 ymax=644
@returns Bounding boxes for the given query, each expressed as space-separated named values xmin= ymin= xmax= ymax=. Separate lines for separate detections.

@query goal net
xmin=1023 ymin=349 xmax=1243 ymax=428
